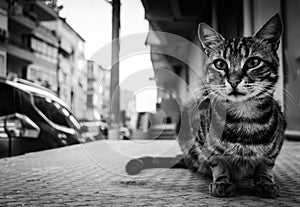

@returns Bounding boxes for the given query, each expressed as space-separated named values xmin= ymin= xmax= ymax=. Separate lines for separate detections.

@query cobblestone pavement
xmin=0 ymin=140 xmax=299 ymax=206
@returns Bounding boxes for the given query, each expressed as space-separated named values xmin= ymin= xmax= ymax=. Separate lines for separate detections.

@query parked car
xmin=0 ymin=78 xmax=80 ymax=158
xmin=79 ymin=121 xmax=108 ymax=142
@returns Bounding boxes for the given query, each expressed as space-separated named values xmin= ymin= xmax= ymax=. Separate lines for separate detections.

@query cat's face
xmin=198 ymin=14 xmax=283 ymax=103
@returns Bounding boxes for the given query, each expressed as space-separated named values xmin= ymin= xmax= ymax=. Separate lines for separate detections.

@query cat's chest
xmin=224 ymin=143 xmax=266 ymax=159
xmin=220 ymin=103 xmax=274 ymax=144
xmin=225 ymin=143 xmax=270 ymax=179
xmin=226 ymin=102 xmax=262 ymax=119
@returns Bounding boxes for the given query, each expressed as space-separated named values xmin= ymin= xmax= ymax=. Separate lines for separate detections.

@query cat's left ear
xmin=254 ymin=13 xmax=283 ymax=50
xmin=198 ymin=23 xmax=225 ymax=55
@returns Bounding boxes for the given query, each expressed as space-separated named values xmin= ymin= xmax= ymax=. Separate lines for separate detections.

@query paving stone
xmin=0 ymin=140 xmax=299 ymax=206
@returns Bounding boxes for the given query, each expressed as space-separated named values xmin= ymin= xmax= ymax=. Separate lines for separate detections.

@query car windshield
xmin=33 ymin=95 xmax=80 ymax=129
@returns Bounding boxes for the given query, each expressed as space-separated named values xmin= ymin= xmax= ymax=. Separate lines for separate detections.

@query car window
xmin=0 ymin=83 xmax=15 ymax=115
xmin=33 ymin=95 xmax=75 ymax=128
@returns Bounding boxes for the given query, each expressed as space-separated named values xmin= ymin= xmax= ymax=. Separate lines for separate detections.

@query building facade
xmin=85 ymin=60 xmax=110 ymax=121
xmin=0 ymin=1 xmax=8 ymax=77
xmin=6 ymin=0 xmax=60 ymax=91
xmin=42 ymin=17 xmax=87 ymax=120
xmin=142 ymin=0 xmax=300 ymax=132
xmin=0 ymin=0 xmax=88 ymax=120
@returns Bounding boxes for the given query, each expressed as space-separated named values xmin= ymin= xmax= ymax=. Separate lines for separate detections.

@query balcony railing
xmin=24 ymin=0 xmax=59 ymax=21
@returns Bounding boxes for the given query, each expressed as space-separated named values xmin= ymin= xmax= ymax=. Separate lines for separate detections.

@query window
xmin=33 ymin=95 xmax=78 ymax=129
xmin=30 ymin=36 xmax=58 ymax=64
xmin=0 ymin=83 xmax=15 ymax=115
xmin=0 ymin=51 xmax=6 ymax=77
xmin=27 ymin=64 xmax=57 ymax=91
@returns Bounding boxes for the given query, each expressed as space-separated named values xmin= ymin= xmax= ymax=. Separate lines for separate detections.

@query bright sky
xmin=57 ymin=0 xmax=156 ymax=111
xmin=58 ymin=0 xmax=148 ymax=56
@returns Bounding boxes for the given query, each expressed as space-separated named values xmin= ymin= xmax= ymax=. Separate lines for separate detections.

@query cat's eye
xmin=245 ymin=57 xmax=261 ymax=69
xmin=213 ymin=59 xmax=228 ymax=70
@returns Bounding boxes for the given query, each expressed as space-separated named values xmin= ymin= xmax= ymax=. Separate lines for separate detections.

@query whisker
xmin=272 ymin=85 xmax=298 ymax=108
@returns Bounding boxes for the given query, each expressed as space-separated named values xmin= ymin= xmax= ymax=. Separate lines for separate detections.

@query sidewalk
xmin=0 ymin=140 xmax=299 ymax=206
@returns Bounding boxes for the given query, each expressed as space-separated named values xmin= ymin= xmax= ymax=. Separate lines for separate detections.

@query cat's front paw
xmin=209 ymin=181 xmax=235 ymax=197
xmin=254 ymin=182 xmax=279 ymax=198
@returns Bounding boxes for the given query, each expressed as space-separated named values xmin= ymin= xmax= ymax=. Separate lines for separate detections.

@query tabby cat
xmin=126 ymin=14 xmax=286 ymax=198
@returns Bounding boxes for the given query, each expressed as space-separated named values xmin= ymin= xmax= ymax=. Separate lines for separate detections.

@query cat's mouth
xmin=228 ymin=90 xmax=246 ymax=97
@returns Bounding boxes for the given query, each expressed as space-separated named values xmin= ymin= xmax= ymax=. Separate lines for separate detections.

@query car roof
xmin=0 ymin=78 xmax=71 ymax=111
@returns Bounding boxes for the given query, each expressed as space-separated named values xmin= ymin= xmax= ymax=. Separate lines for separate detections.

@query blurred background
xmin=0 ymin=0 xmax=300 ymax=158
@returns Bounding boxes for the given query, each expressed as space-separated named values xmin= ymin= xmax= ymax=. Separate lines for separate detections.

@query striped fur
xmin=178 ymin=14 xmax=286 ymax=197
xmin=126 ymin=14 xmax=286 ymax=198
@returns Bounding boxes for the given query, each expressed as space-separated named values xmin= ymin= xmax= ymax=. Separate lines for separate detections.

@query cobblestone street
xmin=0 ymin=140 xmax=299 ymax=206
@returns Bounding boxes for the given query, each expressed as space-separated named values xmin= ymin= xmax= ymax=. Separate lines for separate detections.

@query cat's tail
xmin=125 ymin=155 xmax=188 ymax=175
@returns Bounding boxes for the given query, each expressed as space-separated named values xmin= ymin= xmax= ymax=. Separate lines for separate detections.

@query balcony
xmin=9 ymin=15 xmax=58 ymax=47
xmin=7 ymin=43 xmax=33 ymax=64
xmin=7 ymin=43 xmax=56 ymax=72
xmin=24 ymin=0 xmax=59 ymax=21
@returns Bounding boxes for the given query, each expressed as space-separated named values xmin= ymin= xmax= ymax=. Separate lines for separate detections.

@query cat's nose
xmin=228 ymin=79 xmax=241 ymax=89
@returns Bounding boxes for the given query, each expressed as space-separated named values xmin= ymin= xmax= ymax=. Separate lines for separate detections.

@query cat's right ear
xmin=198 ymin=23 xmax=224 ymax=55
